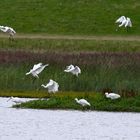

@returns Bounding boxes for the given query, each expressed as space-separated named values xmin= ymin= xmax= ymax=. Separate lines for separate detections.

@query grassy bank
xmin=13 ymin=92 xmax=140 ymax=112
xmin=0 ymin=0 xmax=140 ymax=35
xmin=0 ymin=38 xmax=140 ymax=52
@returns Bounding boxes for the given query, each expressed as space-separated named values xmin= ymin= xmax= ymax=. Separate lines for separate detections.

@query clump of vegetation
xmin=13 ymin=92 xmax=140 ymax=112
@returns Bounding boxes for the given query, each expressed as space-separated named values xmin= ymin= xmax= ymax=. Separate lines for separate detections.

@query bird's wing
xmin=53 ymin=81 xmax=59 ymax=89
xmin=128 ymin=19 xmax=132 ymax=27
xmin=116 ymin=16 xmax=125 ymax=23
xmin=32 ymin=63 xmax=42 ymax=70
xmin=64 ymin=65 xmax=75 ymax=71
xmin=51 ymin=82 xmax=59 ymax=92
xmin=124 ymin=20 xmax=129 ymax=27
xmin=0 ymin=26 xmax=7 ymax=32
xmin=79 ymin=99 xmax=90 ymax=105
xmin=67 ymin=64 xmax=74 ymax=70
xmin=64 ymin=65 xmax=75 ymax=72
xmin=71 ymin=66 xmax=81 ymax=74
xmin=9 ymin=27 xmax=16 ymax=32
xmin=35 ymin=64 xmax=48 ymax=74
xmin=119 ymin=19 xmax=127 ymax=27
xmin=46 ymin=80 xmax=54 ymax=88
xmin=75 ymin=66 xmax=81 ymax=73
xmin=109 ymin=93 xmax=120 ymax=97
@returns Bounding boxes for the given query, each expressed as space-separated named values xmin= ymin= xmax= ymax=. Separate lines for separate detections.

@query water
xmin=0 ymin=97 xmax=140 ymax=140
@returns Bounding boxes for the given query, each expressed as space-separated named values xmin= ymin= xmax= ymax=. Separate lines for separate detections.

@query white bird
xmin=105 ymin=92 xmax=121 ymax=100
xmin=64 ymin=64 xmax=81 ymax=77
xmin=0 ymin=26 xmax=16 ymax=38
xmin=7 ymin=97 xmax=24 ymax=104
xmin=75 ymin=98 xmax=91 ymax=106
xmin=41 ymin=79 xmax=59 ymax=93
xmin=26 ymin=63 xmax=49 ymax=78
xmin=116 ymin=16 xmax=132 ymax=28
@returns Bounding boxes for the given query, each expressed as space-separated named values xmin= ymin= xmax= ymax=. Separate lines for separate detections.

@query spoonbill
xmin=116 ymin=16 xmax=132 ymax=30
xmin=7 ymin=97 xmax=24 ymax=104
xmin=0 ymin=26 xmax=16 ymax=38
xmin=64 ymin=64 xmax=81 ymax=77
xmin=26 ymin=63 xmax=49 ymax=78
xmin=41 ymin=79 xmax=59 ymax=93
xmin=75 ymin=98 xmax=91 ymax=106
xmin=105 ymin=92 xmax=121 ymax=100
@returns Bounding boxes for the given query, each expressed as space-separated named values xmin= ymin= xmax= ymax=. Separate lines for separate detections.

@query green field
xmin=0 ymin=0 xmax=140 ymax=35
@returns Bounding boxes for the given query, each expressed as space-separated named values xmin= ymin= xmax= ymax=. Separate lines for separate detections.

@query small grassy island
xmin=11 ymin=92 xmax=140 ymax=112
xmin=0 ymin=0 xmax=140 ymax=112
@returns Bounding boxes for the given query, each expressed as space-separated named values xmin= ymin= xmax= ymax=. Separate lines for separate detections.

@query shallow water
xmin=0 ymin=97 xmax=140 ymax=140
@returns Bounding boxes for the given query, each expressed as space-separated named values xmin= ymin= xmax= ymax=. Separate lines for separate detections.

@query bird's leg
xmin=48 ymin=93 xmax=53 ymax=98
xmin=126 ymin=27 xmax=129 ymax=32
xmin=9 ymin=35 xmax=13 ymax=41
xmin=81 ymin=106 xmax=85 ymax=111
xmin=32 ymin=78 xmax=36 ymax=84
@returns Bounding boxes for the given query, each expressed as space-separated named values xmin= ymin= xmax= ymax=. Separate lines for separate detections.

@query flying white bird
xmin=26 ymin=63 xmax=49 ymax=78
xmin=64 ymin=64 xmax=81 ymax=77
xmin=41 ymin=79 xmax=59 ymax=93
xmin=0 ymin=26 xmax=16 ymax=38
xmin=116 ymin=16 xmax=132 ymax=28
xmin=75 ymin=98 xmax=91 ymax=106
xmin=7 ymin=97 xmax=24 ymax=104
xmin=105 ymin=92 xmax=121 ymax=100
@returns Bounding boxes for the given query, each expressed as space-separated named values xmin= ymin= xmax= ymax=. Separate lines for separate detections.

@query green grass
xmin=0 ymin=38 xmax=140 ymax=52
xmin=13 ymin=92 xmax=140 ymax=112
xmin=0 ymin=0 xmax=140 ymax=35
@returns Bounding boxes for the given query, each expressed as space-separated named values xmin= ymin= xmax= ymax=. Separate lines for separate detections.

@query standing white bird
xmin=7 ymin=97 xmax=24 ymax=104
xmin=105 ymin=92 xmax=121 ymax=100
xmin=64 ymin=64 xmax=81 ymax=77
xmin=0 ymin=26 xmax=16 ymax=38
xmin=26 ymin=63 xmax=49 ymax=78
xmin=41 ymin=79 xmax=59 ymax=93
xmin=75 ymin=98 xmax=91 ymax=106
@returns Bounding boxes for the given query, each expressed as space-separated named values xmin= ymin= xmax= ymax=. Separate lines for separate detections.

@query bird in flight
xmin=26 ymin=63 xmax=49 ymax=78
xmin=115 ymin=16 xmax=132 ymax=31
xmin=41 ymin=79 xmax=59 ymax=93
xmin=64 ymin=64 xmax=81 ymax=77
xmin=0 ymin=25 xmax=16 ymax=39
